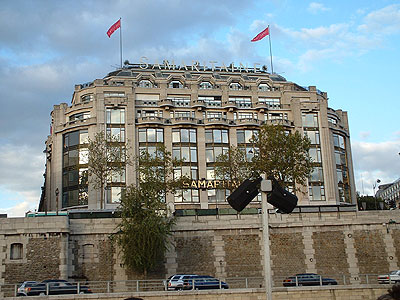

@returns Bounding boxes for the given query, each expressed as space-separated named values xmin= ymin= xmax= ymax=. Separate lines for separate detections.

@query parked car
xmin=167 ymin=274 xmax=199 ymax=290
xmin=20 ymin=279 xmax=92 ymax=296
xmin=186 ymin=275 xmax=229 ymax=290
xmin=283 ymin=273 xmax=337 ymax=286
xmin=17 ymin=281 xmax=38 ymax=296
xmin=378 ymin=270 xmax=400 ymax=284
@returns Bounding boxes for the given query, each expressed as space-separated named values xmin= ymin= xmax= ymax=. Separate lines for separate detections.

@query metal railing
xmin=0 ymin=274 xmax=390 ymax=298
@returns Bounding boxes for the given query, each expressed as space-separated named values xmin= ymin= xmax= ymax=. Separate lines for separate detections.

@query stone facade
xmin=41 ymin=64 xmax=356 ymax=212
xmin=1 ymin=210 xmax=400 ymax=297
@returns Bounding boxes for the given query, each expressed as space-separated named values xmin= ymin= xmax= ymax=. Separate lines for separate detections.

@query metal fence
xmin=0 ymin=274 xmax=391 ymax=298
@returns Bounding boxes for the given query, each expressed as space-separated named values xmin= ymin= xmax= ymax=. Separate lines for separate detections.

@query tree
xmin=252 ymin=124 xmax=312 ymax=189
xmin=87 ymin=131 xmax=129 ymax=209
xmin=116 ymin=145 xmax=184 ymax=277
xmin=215 ymin=124 xmax=312 ymax=190
xmin=214 ymin=147 xmax=256 ymax=190
xmin=356 ymin=193 xmax=386 ymax=210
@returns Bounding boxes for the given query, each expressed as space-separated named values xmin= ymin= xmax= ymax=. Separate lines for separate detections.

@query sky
xmin=0 ymin=0 xmax=399 ymax=217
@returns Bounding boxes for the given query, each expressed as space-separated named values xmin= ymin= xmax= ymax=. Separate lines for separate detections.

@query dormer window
xmin=138 ymin=80 xmax=154 ymax=88
xmin=229 ymin=82 xmax=242 ymax=90
xmin=199 ymin=82 xmax=213 ymax=89
xmin=169 ymin=80 xmax=184 ymax=89
xmin=258 ymin=83 xmax=271 ymax=91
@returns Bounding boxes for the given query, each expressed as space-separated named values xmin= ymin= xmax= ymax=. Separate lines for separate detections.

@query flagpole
xmin=268 ymin=25 xmax=274 ymax=74
xmin=119 ymin=17 xmax=122 ymax=69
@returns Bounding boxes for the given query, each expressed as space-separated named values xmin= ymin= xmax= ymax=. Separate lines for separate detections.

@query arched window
xmin=258 ymin=83 xmax=271 ymax=91
xmin=138 ymin=80 xmax=154 ymax=88
xmin=229 ymin=82 xmax=242 ymax=90
xmin=169 ymin=80 xmax=184 ymax=89
xmin=10 ymin=243 xmax=23 ymax=260
xmin=199 ymin=81 xmax=212 ymax=89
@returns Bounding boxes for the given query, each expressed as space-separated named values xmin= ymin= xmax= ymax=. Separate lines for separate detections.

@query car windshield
xmin=390 ymin=271 xmax=398 ymax=275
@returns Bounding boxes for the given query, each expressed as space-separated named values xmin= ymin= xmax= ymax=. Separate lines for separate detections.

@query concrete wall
xmin=1 ymin=210 xmax=400 ymax=294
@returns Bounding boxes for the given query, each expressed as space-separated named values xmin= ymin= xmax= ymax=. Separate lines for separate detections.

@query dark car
xmin=22 ymin=279 xmax=92 ymax=296
xmin=17 ymin=281 xmax=38 ymax=296
xmin=283 ymin=273 xmax=337 ymax=287
xmin=185 ymin=275 xmax=229 ymax=290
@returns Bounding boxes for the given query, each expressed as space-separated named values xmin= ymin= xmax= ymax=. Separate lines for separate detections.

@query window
xmin=258 ymin=83 xmax=271 ymax=91
xmin=258 ymin=98 xmax=280 ymax=109
xmin=328 ymin=117 xmax=337 ymax=125
xmin=199 ymin=82 xmax=213 ymax=89
xmin=304 ymin=130 xmax=320 ymax=145
xmin=10 ymin=243 xmax=23 ymax=260
xmin=207 ymin=111 xmax=223 ymax=119
xmin=174 ymin=166 xmax=198 ymax=180
xmin=168 ymin=96 xmax=190 ymax=107
xmin=199 ymin=96 xmax=222 ymax=107
xmin=309 ymin=185 xmax=326 ymax=201
xmin=173 ymin=146 xmax=197 ymax=163
xmin=237 ymin=129 xmax=258 ymax=144
xmin=82 ymin=244 xmax=95 ymax=262
xmin=169 ymin=80 xmax=184 ymax=89
xmin=229 ymin=97 xmax=252 ymax=108
xmin=138 ymin=80 xmax=154 ymax=88
xmin=208 ymin=189 xmax=231 ymax=203
xmin=106 ymin=108 xmax=125 ymax=124
xmin=174 ymin=189 xmax=199 ymax=203
xmin=309 ymin=148 xmax=321 ymax=163
xmin=170 ymin=111 xmax=194 ymax=118
xmin=309 ymin=167 xmax=324 ymax=182
xmin=229 ymin=82 xmax=242 ymax=90
xmin=81 ymin=94 xmax=93 ymax=103
xmin=106 ymin=127 xmax=125 ymax=142
xmin=106 ymin=186 xmax=122 ymax=203
xmin=172 ymin=128 xmax=196 ymax=143
xmin=69 ymin=112 xmax=90 ymax=122
xmin=333 ymin=133 xmax=345 ymax=149
xmin=205 ymin=129 xmax=229 ymax=144
xmin=138 ymin=128 xmax=164 ymax=143
xmin=302 ymin=113 xmax=319 ymax=128
xmin=205 ymin=146 xmax=229 ymax=162
xmin=104 ymin=92 xmax=125 ymax=97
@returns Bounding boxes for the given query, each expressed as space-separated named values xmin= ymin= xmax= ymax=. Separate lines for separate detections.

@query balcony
xmin=192 ymin=100 xmax=206 ymax=110
xmin=222 ymin=101 xmax=238 ymax=111
xmin=136 ymin=116 xmax=165 ymax=125
xmin=170 ymin=117 xmax=200 ymax=125
xmin=265 ymin=119 xmax=293 ymax=127
xmin=203 ymin=117 xmax=231 ymax=126
xmin=255 ymin=101 xmax=269 ymax=111
xmin=159 ymin=99 xmax=174 ymax=109
xmin=236 ymin=118 xmax=263 ymax=126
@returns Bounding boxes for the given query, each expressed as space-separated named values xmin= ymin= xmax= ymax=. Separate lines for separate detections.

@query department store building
xmin=40 ymin=61 xmax=356 ymax=212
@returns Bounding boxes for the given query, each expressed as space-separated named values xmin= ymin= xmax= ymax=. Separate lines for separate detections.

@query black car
xmin=21 ymin=279 xmax=92 ymax=296
xmin=283 ymin=273 xmax=337 ymax=287
xmin=184 ymin=275 xmax=229 ymax=290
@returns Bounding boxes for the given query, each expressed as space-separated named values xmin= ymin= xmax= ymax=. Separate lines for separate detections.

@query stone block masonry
xmin=1 ymin=210 xmax=400 ymax=289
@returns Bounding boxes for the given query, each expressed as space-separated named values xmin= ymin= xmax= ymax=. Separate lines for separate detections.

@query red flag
xmin=251 ymin=27 xmax=269 ymax=42
xmin=107 ymin=19 xmax=121 ymax=38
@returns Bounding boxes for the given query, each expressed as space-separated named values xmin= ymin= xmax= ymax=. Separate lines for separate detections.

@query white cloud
xmin=359 ymin=131 xmax=371 ymax=140
xmin=358 ymin=4 xmax=400 ymax=35
xmin=308 ymin=2 xmax=330 ymax=14
xmin=352 ymin=136 xmax=400 ymax=195
xmin=0 ymin=197 xmax=36 ymax=218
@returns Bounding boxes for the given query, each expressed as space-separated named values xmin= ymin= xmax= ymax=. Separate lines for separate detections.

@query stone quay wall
xmin=1 ymin=210 xmax=399 ymax=293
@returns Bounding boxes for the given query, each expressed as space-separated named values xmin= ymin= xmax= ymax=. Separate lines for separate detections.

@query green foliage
xmin=116 ymin=145 xmax=181 ymax=276
xmin=356 ymin=193 xmax=386 ymax=210
xmin=117 ymin=186 xmax=175 ymax=276
xmin=252 ymin=124 xmax=312 ymax=188
xmin=214 ymin=147 xmax=256 ymax=190
xmin=87 ymin=131 xmax=129 ymax=208
xmin=215 ymin=124 xmax=312 ymax=190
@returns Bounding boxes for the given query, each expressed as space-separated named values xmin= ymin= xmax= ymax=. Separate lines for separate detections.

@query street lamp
xmin=55 ymin=188 xmax=59 ymax=215
xmin=373 ymin=179 xmax=381 ymax=210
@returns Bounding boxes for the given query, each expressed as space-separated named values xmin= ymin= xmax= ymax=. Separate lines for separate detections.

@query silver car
xmin=17 ymin=281 xmax=38 ymax=296
xmin=167 ymin=274 xmax=198 ymax=290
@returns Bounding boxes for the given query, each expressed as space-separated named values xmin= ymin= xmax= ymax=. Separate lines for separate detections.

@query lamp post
xmin=55 ymin=188 xmax=59 ymax=215
xmin=373 ymin=179 xmax=381 ymax=210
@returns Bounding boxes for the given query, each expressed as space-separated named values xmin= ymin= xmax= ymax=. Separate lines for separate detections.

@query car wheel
xmin=298 ymin=283 xmax=302 ymax=286
xmin=39 ymin=292 xmax=46 ymax=296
